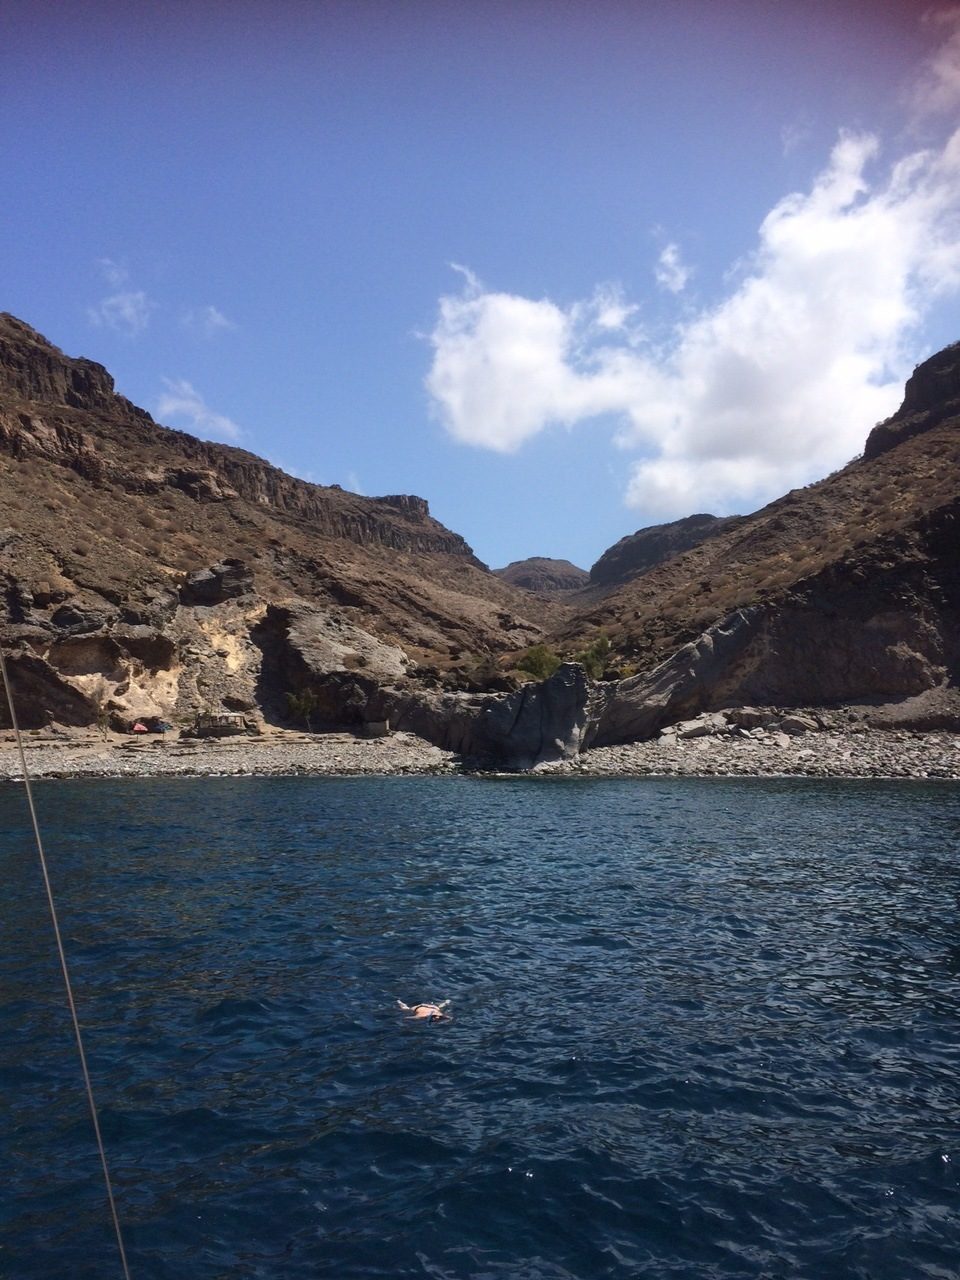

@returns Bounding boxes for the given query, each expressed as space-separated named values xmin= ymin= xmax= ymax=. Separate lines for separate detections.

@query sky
xmin=2 ymin=0 xmax=959 ymax=571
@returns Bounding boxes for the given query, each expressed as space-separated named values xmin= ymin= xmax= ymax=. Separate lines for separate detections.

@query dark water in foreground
xmin=1 ymin=776 xmax=959 ymax=1280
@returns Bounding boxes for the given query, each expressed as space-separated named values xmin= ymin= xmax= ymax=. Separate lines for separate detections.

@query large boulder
xmin=179 ymin=559 xmax=254 ymax=606
xmin=376 ymin=663 xmax=602 ymax=769
xmin=0 ymin=649 xmax=97 ymax=729
xmin=252 ymin=602 xmax=409 ymax=725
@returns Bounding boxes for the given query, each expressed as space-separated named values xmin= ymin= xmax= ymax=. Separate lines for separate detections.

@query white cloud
xmin=96 ymin=257 xmax=129 ymax=289
xmin=911 ymin=6 xmax=960 ymax=118
xmin=425 ymin=277 xmax=644 ymax=452
xmin=654 ymin=243 xmax=690 ymax=294
xmin=181 ymin=305 xmax=236 ymax=337
xmin=581 ymin=283 xmax=638 ymax=331
xmin=87 ymin=291 xmax=153 ymax=336
xmin=88 ymin=290 xmax=153 ymax=336
xmin=87 ymin=258 xmax=154 ymax=336
xmin=156 ymin=378 xmax=243 ymax=443
xmin=426 ymin=122 xmax=960 ymax=520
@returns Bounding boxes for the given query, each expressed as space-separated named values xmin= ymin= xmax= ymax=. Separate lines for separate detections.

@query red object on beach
xmin=131 ymin=722 xmax=148 ymax=733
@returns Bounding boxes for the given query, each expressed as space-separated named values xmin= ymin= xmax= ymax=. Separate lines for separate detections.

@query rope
xmin=0 ymin=646 xmax=132 ymax=1280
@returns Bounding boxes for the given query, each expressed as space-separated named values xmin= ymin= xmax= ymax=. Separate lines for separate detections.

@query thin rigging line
xmin=0 ymin=646 xmax=132 ymax=1280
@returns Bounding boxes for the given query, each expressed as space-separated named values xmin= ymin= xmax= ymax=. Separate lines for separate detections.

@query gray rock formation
xmin=258 ymin=605 xmax=597 ymax=767
xmin=374 ymin=663 xmax=602 ymax=769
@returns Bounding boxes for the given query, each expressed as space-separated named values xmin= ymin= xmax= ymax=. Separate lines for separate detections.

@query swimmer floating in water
xmin=397 ymin=999 xmax=451 ymax=1023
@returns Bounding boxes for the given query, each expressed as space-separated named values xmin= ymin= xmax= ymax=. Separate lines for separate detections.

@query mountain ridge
xmin=2 ymin=313 xmax=959 ymax=762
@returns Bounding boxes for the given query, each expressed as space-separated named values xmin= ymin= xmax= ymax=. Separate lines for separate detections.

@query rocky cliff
xmin=0 ymin=314 xmax=477 ymax=560
xmin=863 ymin=341 xmax=960 ymax=460
xmin=0 ymin=313 xmax=558 ymax=739
xmin=548 ymin=347 xmax=960 ymax=740
xmin=2 ymin=314 xmax=959 ymax=764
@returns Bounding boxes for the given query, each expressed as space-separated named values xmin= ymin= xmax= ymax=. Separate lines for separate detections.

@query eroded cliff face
xmin=0 ymin=313 xmax=479 ymax=562
xmin=0 ymin=314 xmax=134 ymax=416
xmin=864 ymin=342 xmax=960 ymax=460
xmin=0 ymin=314 xmax=563 ymax=743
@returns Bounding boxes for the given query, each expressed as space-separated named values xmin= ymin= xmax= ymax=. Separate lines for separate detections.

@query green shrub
xmin=575 ymin=633 xmax=611 ymax=679
xmin=516 ymin=644 xmax=561 ymax=681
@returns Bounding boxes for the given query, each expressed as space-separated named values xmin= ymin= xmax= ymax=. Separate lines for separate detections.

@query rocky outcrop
xmin=0 ymin=614 xmax=186 ymax=732
xmin=0 ymin=313 xmax=117 ymax=413
xmin=179 ymin=560 xmax=255 ymax=606
xmin=593 ymin=610 xmax=760 ymax=744
xmin=163 ymin=468 xmax=239 ymax=502
xmin=251 ymin=601 xmax=408 ymax=726
xmin=251 ymin=603 xmax=600 ymax=766
xmin=589 ymin=513 xmax=743 ymax=587
xmin=0 ymin=313 xmax=152 ymax=424
xmin=0 ymin=648 xmax=97 ymax=729
xmin=371 ymin=663 xmax=602 ymax=768
xmin=864 ymin=342 xmax=960 ymax=460
xmin=494 ymin=558 xmax=589 ymax=593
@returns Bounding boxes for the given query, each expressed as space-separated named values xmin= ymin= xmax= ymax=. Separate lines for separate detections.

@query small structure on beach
xmin=190 ymin=711 xmax=259 ymax=739
xmin=361 ymin=718 xmax=391 ymax=739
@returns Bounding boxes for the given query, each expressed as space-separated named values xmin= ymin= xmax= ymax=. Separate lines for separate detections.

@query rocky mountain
xmin=0 ymin=313 xmax=560 ymax=737
xmin=551 ymin=341 xmax=960 ymax=741
xmin=493 ymin=557 xmax=589 ymax=594
xmin=2 ymin=313 xmax=959 ymax=765
xmin=588 ymin=513 xmax=744 ymax=588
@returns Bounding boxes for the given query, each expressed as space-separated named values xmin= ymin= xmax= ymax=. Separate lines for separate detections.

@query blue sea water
xmin=1 ymin=775 xmax=959 ymax=1280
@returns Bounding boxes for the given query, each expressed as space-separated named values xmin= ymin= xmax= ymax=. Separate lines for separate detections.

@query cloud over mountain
xmin=427 ymin=123 xmax=960 ymax=520
xmin=157 ymin=378 xmax=243 ymax=443
xmin=87 ymin=259 xmax=154 ymax=337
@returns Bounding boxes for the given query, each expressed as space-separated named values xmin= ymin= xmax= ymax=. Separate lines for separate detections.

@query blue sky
xmin=2 ymin=0 xmax=959 ymax=570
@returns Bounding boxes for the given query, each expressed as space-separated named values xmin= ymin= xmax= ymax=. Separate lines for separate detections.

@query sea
xmin=1 ymin=775 xmax=959 ymax=1280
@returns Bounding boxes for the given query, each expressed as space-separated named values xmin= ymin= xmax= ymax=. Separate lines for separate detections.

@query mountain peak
xmin=0 ymin=312 xmax=119 ymax=413
xmin=864 ymin=341 xmax=960 ymax=460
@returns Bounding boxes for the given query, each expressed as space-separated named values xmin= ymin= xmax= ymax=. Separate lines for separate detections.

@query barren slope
xmin=553 ymin=342 xmax=960 ymax=690
xmin=0 ymin=313 xmax=564 ymax=672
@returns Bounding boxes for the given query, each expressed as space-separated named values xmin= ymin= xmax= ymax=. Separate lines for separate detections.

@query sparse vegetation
xmin=574 ymin=633 xmax=611 ymax=679
xmin=516 ymin=644 xmax=561 ymax=680
xmin=286 ymin=688 xmax=320 ymax=730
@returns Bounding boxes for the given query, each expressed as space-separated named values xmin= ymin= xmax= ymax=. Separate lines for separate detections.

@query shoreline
xmin=2 ymin=726 xmax=960 ymax=782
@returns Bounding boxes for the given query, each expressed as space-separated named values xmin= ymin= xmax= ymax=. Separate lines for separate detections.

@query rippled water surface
xmin=2 ymin=775 xmax=960 ymax=1279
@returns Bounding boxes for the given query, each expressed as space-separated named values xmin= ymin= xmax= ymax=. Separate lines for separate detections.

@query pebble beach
xmin=2 ymin=724 xmax=960 ymax=781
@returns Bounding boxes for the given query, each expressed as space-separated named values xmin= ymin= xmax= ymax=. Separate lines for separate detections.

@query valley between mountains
xmin=2 ymin=312 xmax=959 ymax=768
